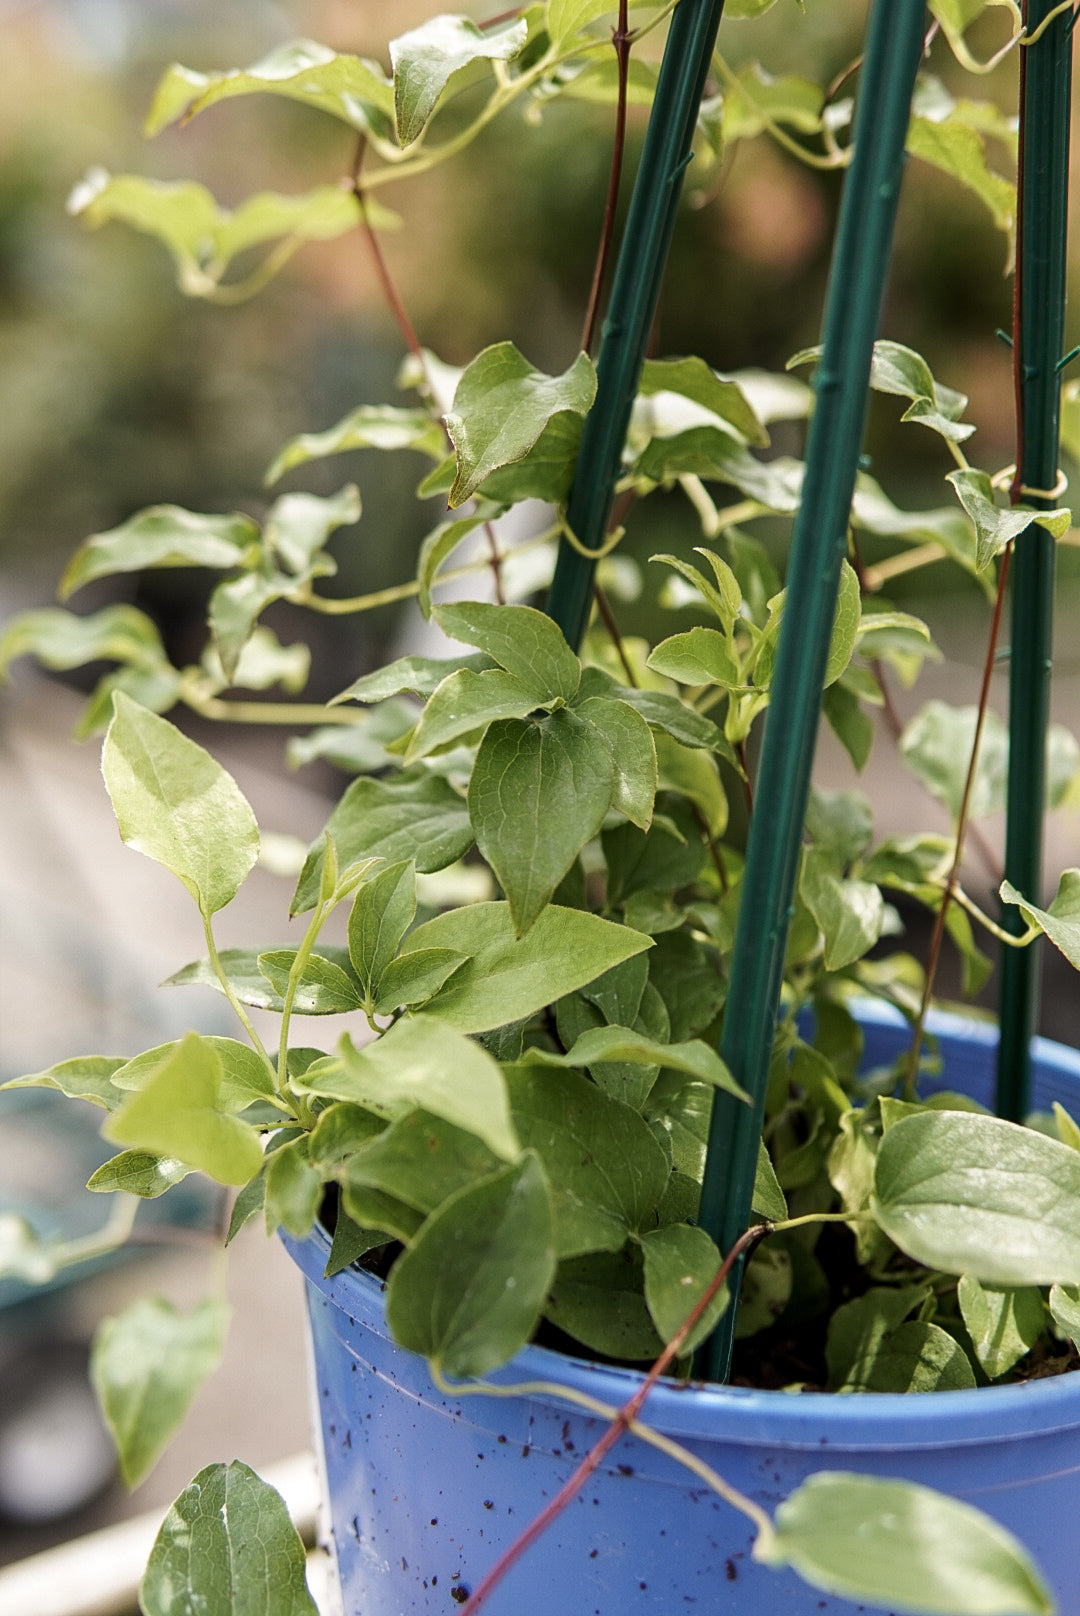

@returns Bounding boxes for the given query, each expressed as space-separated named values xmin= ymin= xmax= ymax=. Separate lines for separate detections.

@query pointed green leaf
xmin=391 ymin=15 xmax=528 ymax=147
xmin=332 ymin=650 xmax=490 ymax=705
xmin=470 ymin=710 xmax=615 ymax=934
xmin=112 ymin=1038 xmax=275 ymax=1113
xmin=405 ymin=667 xmax=540 ymax=761
xmin=298 ymin=1015 xmax=518 ymax=1162
xmin=640 ymin=1222 xmax=727 ymax=1354
xmin=87 ymin=1151 xmax=193 ymax=1199
xmin=1001 ymin=869 xmax=1080 ymax=969
xmin=1 ymin=1056 xmax=128 ymax=1111
xmin=549 ymin=1025 xmax=747 ymax=1099
xmin=264 ymin=1138 xmax=322 ymax=1239
xmin=103 ymin=693 xmax=259 ymax=918
xmin=140 ymin=1461 xmax=318 ymax=1616
xmin=372 ymin=948 xmax=467 ymax=1015
xmin=639 ymin=357 xmax=768 ymax=447
xmin=60 ymin=507 xmax=258 ymax=599
xmin=401 ymin=901 xmax=652 ymax=1033
xmin=873 ymin=1110 xmax=1080 ymax=1286
xmin=445 ymin=343 xmax=596 ymax=507
xmin=505 ymin=1065 xmax=670 ymax=1255
xmin=435 ymin=599 xmax=581 ymax=702
xmin=91 ymin=1297 xmax=229 ymax=1488
xmin=146 ymin=40 xmax=394 ymax=136
xmin=545 ymin=1247 xmax=662 ymax=1361
xmin=256 ymin=949 xmax=364 ymax=1015
xmin=344 ymin=1109 xmax=501 ymax=1217
xmin=267 ymin=403 xmax=445 ymax=484
xmin=908 ymin=109 xmax=1016 ymax=250
xmin=0 ymin=605 xmax=170 ymax=683
xmin=800 ymin=847 xmax=885 ymax=971
xmin=720 ymin=61 xmax=824 ymax=143
xmin=957 ymin=1275 xmax=1044 ymax=1380
xmin=948 ymin=469 xmax=1071 ymax=570
xmin=347 ymin=860 xmax=416 ymax=995
xmin=386 ymin=1154 xmax=555 ymax=1376
xmin=70 ymin=169 xmax=365 ymax=298
xmin=828 ymin=1290 xmax=974 ymax=1393
xmin=104 ymin=1033 xmax=264 ymax=1187
xmin=762 ymin=1472 xmax=1054 ymax=1615
xmin=1049 ymin=1283 xmax=1080 ymax=1350
xmin=646 ymin=626 xmax=741 ymax=689
xmin=901 ymin=701 xmax=1007 ymax=821
xmin=291 ymin=773 xmax=472 ymax=914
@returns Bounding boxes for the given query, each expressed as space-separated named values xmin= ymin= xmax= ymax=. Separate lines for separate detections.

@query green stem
xmin=996 ymin=0 xmax=1073 ymax=1121
xmin=697 ymin=0 xmax=927 ymax=1383
xmin=547 ymin=0 xmax=731 ymax=649
xmin=202 ymin=913 xmax=274 ymax=1070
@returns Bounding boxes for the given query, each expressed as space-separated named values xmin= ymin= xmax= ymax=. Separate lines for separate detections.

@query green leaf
xmin=1049 ymin=1283 xmax=1080 ymax=1350
xmin=264 ymin=486 xmax=360 ymax=576
xmin=545 ymin=1247 xmax=663 ymax=1361
xmin=797 ymin=338 xmax=974 ymax=444
xmin=733 ymin=1243 xmax=792 ymax=1340
xmin=417 ymin=514 xmax=488 ymax=617
xmin=60 ymin=507 xmax=258 ymax=599
xmin=344 ymin=1109 xmax=502 ymax=1217
xmin=437 ymin=599 xmax=582 ymax=705
xmin=505 ymin=1065 xmax=670 ymax=1256
xmin=828 ymin=1288 xmax=974 ymax=1393
xmin=401 ymin=901 xmax=652 ymax=1033
xmin=267 ymin=403 xmax=445 ymax=483
xmin=391 ymin=14 xmax=528 ymax=146
xmin=957 ymin=1275 xmax=1044 ymax=1380
xmin=646 ymin=626 xmax=741 ymax=689
xmin=405 ymin=667 xmax=540 ymax=760
xmin=372 ymin=948 xmax=467 ymax=1015
xmin=0 ymin=604 xmax=171 ymax=685
xmin=800 ymin=847 xmax=885 ymax=971
xmin=822 ymin=680 xmax=876 ymax=771
xmin=753 ymin=560 xmax=862 ymax=691
xmin=549 ymin=1024 xmax=747 ymax=1100
xmin=87 ymin=1151 xmax=193 ymax=1199
xmin=1 ymin=1055 xmax=128 ymax=1111
xmin=264 ymin=1138 xmax=323 ymax=1239
xmin=872 ymin=1110 xmax=1080 ymax=1287
xmin=908 ymin=108 xmax=1017 ymax=252
xmin=616 ymin=683 xmax=733 ymax=758
xmin=445 ymin=344 xmax=596 ymax=507
xmin=291 ymin=772 xmax=472 ymax=914
xmin=638 ymin=357 xmax=768 ymax=447
xmin=333 ymin=650 xmax=490 ymax=705
xmin=1001 ymin=869 xmax=1080 ymax=969
xmin=640 ymin=1223 xmax=727 ymax=1355
xmin=901 ymin=701 xmax=1007 ymax=821
xmin=948 ymin=468 xmax=1071 ymax=570
xmin=140 ymin=1460 xmax=318 ymax=1616
xmin=346 ymin=860 xmax=415 ymax=996
xmin=762 ymin=1471 xmax=1055 ymax=1615
xmin=634 ymin=426 xmax=804 ymax=512
xmin=112 ymin=1038 xmax=276 ymax=1113
xmin=70 ymin=169 xmax=366 ymax=298
xmin=104 ymin=1033 xmax=264 ymax=1187
xmin=298 ymin=1015 xmax=518 ymax=1161
xmin=720 ymin=61 xmax=824 ymax=144
xmin=103 ymin=694 xmax=259 ymax=918
xmin=386 ymin=1154 xmax=555 ymax=1377
xmin=753 ymin=1141 xmax=788 ymax=1222
xmin=91 ymin=1297 xmax=229 ymax=1488
xmin=146 ymin=40 xmax=395 ymax=136
xmin=470 ymin=710 xmax=615 ymax=934
xmin=574 ymin=697 xmax=657 ymax=830
xmin=256 ymin=949 xmax=364 ymax=1015
xmin=475 ymin=410 xmax=586 ymax=504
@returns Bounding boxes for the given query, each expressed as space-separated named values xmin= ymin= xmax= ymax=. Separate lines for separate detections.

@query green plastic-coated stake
xmin=545 ymin=0 xmax=727 ymax=652
xmin=996 ymin=0 xmax=1073 ymax=1123
xmin=696 ymin=0 xmax=928 ymax=1384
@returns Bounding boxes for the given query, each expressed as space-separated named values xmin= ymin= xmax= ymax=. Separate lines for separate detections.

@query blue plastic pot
xmin=284 ymin=1005 xmax=1080 ymax=1614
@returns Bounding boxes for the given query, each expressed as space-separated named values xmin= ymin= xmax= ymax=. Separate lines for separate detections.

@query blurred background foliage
xmin=0 ymin=0 xmax=1077 ymax=683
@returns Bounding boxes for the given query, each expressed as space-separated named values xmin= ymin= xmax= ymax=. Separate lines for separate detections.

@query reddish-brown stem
xmin=581 ymin=1 xmax=633 ymax=355
xmin=351 ymin=137 xmax=426 ymax=371
xmin=480 ymin=6 xmax=524 ymax=27
xmin=459 ymin=1224 xmax=768 ymax=1615
xmin=905 ymin=543 xmax=1014 ymax=1090
xmin=594 ymin=581 xmax=638 ymax=685
xmin=736 ymin=740 xmax=754 ymax=816
xmin=483 ymin=521 xmax=507 ymax=605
